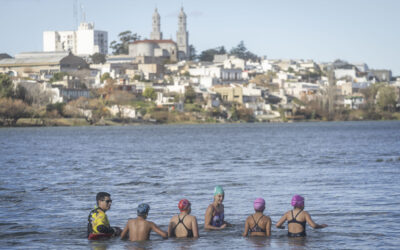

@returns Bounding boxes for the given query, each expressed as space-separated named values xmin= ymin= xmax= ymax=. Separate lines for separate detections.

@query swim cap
xmin=214 ymin=185 xmax=224 ymax=196
xmin=254 ymin=198 xmax=265 ymax=211
xmin=291 ymin=195 xmax=304 ymax=207
xmin=178 ymin=199 xmax=191 ymax=211
xmin=137 ymin=203 xmax=150 ymax=215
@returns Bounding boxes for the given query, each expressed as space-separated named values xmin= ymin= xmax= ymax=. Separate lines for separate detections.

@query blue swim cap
xmin=214 ymin=185 xmax=224 ymax=196
xmin=137 ymin=203 xmax=150 ymax=215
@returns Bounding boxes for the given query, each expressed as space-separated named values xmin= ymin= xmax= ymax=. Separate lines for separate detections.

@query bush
xmin=0 ymin=98 xmax=32 ymax=126
xmin=46 ymin=103 xmax=66 ymax=117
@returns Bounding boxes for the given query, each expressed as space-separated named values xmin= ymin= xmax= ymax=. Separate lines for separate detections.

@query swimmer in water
xmin=168 ymin=199 xmax=199 ymax=238
xmin=120 ymin=203 xmax=168 ymax=241
xmin=204 ymin=185 xmax=230 ymax=230
xmin=87 ymin=192 xmax=121 ymax=240
xmin=275 ymin=195 xmax=328 ymax=237
xmin=242 ymin=198 xmax=271 ymax=237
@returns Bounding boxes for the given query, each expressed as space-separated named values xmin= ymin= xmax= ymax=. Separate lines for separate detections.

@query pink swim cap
xmin=291 ymin=195 xmax=304 ymax=207
xmin=254 ymin=198 xmax=265 ymax=211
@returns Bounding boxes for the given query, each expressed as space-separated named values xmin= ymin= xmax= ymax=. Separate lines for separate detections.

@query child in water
xmin=120 ymin=203 xmax=168 ymax=241
xmin=242 ymin=198 xmax=271 ymax=237
xmin=276 ymin=195 xmax=327 ymax=237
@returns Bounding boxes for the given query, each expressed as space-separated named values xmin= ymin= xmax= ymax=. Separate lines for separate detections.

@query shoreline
xmin=1 ymin=117 xmax=399 ymax=128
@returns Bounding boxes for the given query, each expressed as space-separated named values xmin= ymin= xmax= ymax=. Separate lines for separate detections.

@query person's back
xmin=124 ymin=217 xmax=154 ymax=241
xmin=246 ymin=213 xmax=271 ymax=237
xmin=243 ymin=198 xmax=271 ymax=237
xmin=287 ymin=208 xmax=307 ymax=235
xmin=276 ymin=195 xmax=327 ymax=237
xmin=121 ymin=203 xmax=167 ymax=242
xmin=168 ymin=199 xmax=199 ymax=238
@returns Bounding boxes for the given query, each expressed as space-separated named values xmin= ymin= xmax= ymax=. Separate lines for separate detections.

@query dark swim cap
xmin=137 ymin=203 xmax=150 ymax=215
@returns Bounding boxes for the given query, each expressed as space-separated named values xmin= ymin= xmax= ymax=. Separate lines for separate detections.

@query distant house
xmin=370 ymin=69 xmax=392 ymax=82
xmin=212 ymin=84 xmax=243 ymax=104
xmin=344 ymin=94 xmax=365 ymax=109
xmin=0 ymin=51 xmax=88 ymax=78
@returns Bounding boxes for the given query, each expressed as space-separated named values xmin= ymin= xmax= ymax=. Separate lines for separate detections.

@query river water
xmin=0 ymin=121 xmax=400 ymax=249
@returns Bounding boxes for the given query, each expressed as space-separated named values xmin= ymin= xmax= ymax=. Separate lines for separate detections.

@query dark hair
xmin=96 ymin=192 xmax=111 ymax=205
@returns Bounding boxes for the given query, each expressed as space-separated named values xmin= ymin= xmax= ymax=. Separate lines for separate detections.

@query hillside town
xmin=1 ymin=8 xmax=399 ymax=126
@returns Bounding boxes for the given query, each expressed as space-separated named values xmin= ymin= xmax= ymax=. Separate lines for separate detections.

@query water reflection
xmin=246 ymin=237 xmax=271 ymax=248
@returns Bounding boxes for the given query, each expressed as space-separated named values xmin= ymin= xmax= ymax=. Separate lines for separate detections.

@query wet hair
xmin=96 ymin=192 xmax=111 ymax=205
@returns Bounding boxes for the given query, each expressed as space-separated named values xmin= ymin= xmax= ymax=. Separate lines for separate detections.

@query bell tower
xmin=150 ymin=8 xmax=162 ymax=40
xmin=176 ymin=7 xmax=189 ymax=59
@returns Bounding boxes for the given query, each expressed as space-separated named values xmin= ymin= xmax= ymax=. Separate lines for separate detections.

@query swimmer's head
xmin=137 ymin=203 xmax=150 ymax=217
xmin=254 ymin=198 xmax=265 ymax=212
xmin=178 ymin=199 xmax=191 ymax=212
xmin=214 ymin=185 xmax=224 ymax=196
xmin=291 ymin=195 xmax=304 ymax=208
xmin=213 ymin=186 xmax=224 ymax=203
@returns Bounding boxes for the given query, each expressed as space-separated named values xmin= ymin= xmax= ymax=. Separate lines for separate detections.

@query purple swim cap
xmin=291 ymin=195 xmax=304 ymax=207
xmin=254 ymin=198 xmax=265 ymax=211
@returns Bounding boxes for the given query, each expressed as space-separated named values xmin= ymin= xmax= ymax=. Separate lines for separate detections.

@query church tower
xmin=150 ymin=8 xmax=162 ymax=40
xmin=176 ymin=7 xmax=189 ymax=59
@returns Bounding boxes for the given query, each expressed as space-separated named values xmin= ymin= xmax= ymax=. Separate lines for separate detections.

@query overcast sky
xmin=1 ymin=0 xmax=399 ymax=75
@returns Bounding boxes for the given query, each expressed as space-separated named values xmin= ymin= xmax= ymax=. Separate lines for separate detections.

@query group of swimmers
xmin=87 ymin=186 xmax=327 ymax=242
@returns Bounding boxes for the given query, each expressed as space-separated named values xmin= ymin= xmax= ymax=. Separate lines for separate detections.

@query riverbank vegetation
xmin=1 ymin=73 xmax=399 ymax=127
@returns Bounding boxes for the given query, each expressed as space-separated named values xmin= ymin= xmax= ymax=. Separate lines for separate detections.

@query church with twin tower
xmin=129 ymin=8 xmax=189 ymax=62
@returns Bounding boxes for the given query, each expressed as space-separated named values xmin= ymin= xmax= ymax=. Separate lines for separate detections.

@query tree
xmin=49 ymin=72 xmax=68 ymax=83
xmin=46 ymin=102 xmax=66 ymax=117
xmin=0 ymin=98 xmax=31 ymax=126
xmin=377 ymin=85 xmax=397 ymax=112
xmin=229 ymin=41 xmax=258 ymax=61
xmin=107 ymin=90 xmax=135 ymax=118
xmin=198 ymin=46 xmax=226 ymax=62
xmin=143 ymin=87 xmax=157 ymax=100
xmin=184 ymin=86 xmax=196 ymax=103
xmin=90 ymin=53 xmax=106 ymax=64
xmin=0 ymin=73 xmax=14 ymax=98
xmin=189 ymin=44 xmax=197 ymax=61
xmin=110 ymin=31 xmax=140 ymax=55
xmin=100 ymin=73 xmax=111 ymax=83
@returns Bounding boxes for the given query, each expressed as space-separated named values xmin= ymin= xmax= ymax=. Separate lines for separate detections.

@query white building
xmin=43 ymin=22 xmax=108 ymax=56
xmin=334 ymin=68 xmax=357 ymax=80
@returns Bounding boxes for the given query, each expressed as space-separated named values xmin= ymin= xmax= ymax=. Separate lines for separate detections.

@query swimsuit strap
xmin=250 ymin=214 xmax=266 ymax=233
xmin=251 ymin=214 xmax=264 ymax=227
xmin=173 ymin=214 xmax=191 ymax=236
xmin=288 ymin=209 xmax=306 ymax=233
xmin=294 ymin=209 xmax=303 ymax=220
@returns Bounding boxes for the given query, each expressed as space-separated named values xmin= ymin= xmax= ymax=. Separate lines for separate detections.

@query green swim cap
xmin=214 ymin=185 xmax=224 ymax=196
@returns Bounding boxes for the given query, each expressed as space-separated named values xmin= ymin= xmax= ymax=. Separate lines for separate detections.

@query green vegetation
xmin=90 ymin=53 xmax=106 ymax=64
xmin=229 ymin=41 xmax=259 ymax=61
xmin=110 ymin=31 xmax=140 ymax=55
xmin=143 ymin=87 xmax=157 ymax=100
xmin=198 ymin=46 xmax=226 ymax=62
xmin=50 ymin=72 xmax=68 ymax=83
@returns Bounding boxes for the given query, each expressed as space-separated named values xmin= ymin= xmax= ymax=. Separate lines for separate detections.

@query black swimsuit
xmin=287 ymin=209 xmax=306 ymax=237
xmin=249 ymin=215 xmax=266 ymax=233
xmin=172 ymin=214 xmax=193 ymax=237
